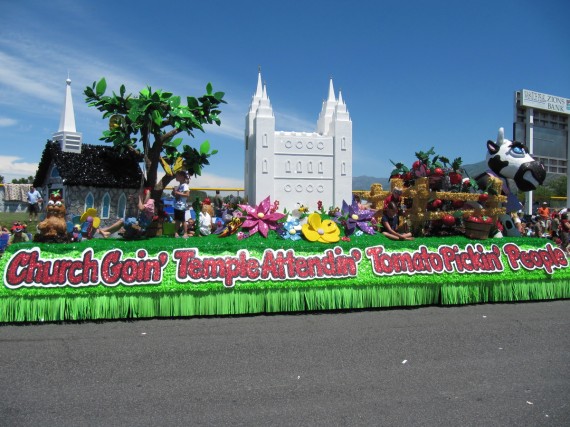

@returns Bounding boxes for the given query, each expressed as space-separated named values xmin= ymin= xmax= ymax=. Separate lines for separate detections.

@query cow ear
xmin=487 ymin=140 xmax=500 ymax=155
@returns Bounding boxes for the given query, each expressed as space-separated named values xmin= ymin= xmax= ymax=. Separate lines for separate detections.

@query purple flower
xmin=340 ymin=200 xmax=376 ymax=236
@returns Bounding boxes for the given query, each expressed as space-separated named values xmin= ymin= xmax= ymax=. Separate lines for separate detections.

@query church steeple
xmin=53 ymin=77 xmax=82 ymax=153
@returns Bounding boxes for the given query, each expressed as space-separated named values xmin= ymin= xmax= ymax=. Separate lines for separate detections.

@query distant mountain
xmin=353 ymin=160 xmax=559 ymax=190
xmin=352 ymin=160 xmax=489 ymax=190
xmin=352 ymin=175 xmax=390 ymax=191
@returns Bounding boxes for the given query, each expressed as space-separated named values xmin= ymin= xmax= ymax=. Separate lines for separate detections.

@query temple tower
xmin=244 ymin=72 xmax=352 ymax=211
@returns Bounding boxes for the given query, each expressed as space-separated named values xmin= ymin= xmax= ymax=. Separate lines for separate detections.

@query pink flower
xmin=239 ymin=196 xmax=285 ymax=238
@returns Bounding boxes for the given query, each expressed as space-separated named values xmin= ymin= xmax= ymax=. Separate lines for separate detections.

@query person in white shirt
xmin=172 ymin=171 xmax=190 ymax=238
xmin=27 ymin=186 xmax=43 ymax=222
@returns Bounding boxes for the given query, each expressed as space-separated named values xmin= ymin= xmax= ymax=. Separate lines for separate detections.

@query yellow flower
xmin=302 ymin=213 xmax=340 ymax=243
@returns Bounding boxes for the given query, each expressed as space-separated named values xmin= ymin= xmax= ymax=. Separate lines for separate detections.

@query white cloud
xmin=155 ymin=170 xmax=243 ymax=191
xmin=0 ymin=117 xmax=17 ymax=127
xmin=0 ymin=156 xmax=39 ymax=181
xmin=275 ymin=111 xmax=316 ymax=132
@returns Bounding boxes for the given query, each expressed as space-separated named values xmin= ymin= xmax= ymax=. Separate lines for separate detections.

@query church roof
xmin=34 ymin=140 xmax=144 ymax=189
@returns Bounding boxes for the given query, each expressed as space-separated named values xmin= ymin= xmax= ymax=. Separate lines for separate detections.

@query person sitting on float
xmin=383 ymin=186 xmax=404 ymax=211
xmin=198 ymin=201 xmax=214 ymax=236
xmin=8 ymin=222 xmax=30 ymax=245
xmin=381 ymin=202 xmax=414 ymax=241
xmin=98 ymin=190 xmax=155 ymax=239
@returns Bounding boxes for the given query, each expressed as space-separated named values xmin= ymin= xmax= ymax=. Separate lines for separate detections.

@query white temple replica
xmin=244 ymin=71 xmax=352 ymax=211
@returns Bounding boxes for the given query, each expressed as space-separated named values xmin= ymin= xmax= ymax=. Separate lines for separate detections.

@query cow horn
xmin=497 ymin=127 xmax=505 ymax=145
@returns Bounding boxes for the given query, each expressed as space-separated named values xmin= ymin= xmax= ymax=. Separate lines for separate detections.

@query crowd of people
xmin=513 ymin=202 xmax=570 ymax=253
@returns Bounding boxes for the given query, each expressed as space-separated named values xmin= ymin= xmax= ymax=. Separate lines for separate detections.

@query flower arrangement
xmin=301 ymin=213 xmax=340 ymax=243
xmin=238 ymin=196 xmax=285 ymax=238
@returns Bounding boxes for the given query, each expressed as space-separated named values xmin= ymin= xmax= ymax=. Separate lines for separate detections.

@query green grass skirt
xmin=1 ymin=234 xmax=568 ymax=322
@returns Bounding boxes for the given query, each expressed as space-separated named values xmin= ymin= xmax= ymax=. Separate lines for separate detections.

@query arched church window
xmin=85 ymin=192 xmax=94 ymax=212
xmin=262 ymin=159 xmax=268 ymax=174
xmin=308 ymin=161 xmax=313 ymax=173
xmin=341 ymin=137 xmax=347 ymax=150
xmin=101 ymin=193 xmax=111 ymax=219
xmin=263 ymin=134 xmax=268 ymax=148
xmin=286 ymin=161 xmax=291 ymax=173
xmin=318 ymin=162 xmax=324 ymax=174
xmin=341 ymin=162 xmax=346 ymax=175
xmin=117 ymin=193 xmax=127 ymax=218
xmin=296 ymin=161 xmax=302 ymax=173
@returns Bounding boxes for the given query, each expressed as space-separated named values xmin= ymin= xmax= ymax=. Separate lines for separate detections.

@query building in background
xmin=513 ymin=89 xmax=570 ymax=211
xmin=244 ymin=71 xmax=352 ymax=211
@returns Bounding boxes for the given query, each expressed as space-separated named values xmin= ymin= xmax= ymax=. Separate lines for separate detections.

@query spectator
xmin=559 ymin=213 xmax=570 ymax=253
xmin=537 ymin=202 xmax=551 ymax=233
xmin=27 ymin=186 xmax=43 ymax=222
xmin=213 ymin=190 xmax=223 ymax=218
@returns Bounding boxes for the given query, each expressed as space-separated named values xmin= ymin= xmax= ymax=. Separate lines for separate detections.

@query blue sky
xmin=1 ymin=0 xmax=569 ymax=187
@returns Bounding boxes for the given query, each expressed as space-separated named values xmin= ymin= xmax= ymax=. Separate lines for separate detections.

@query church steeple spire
xmin=53 ymin=77 xmax=82 ymax=153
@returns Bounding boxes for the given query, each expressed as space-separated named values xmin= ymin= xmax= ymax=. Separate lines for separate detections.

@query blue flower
xmin=279 ymin=217 xmax=302 ymax=241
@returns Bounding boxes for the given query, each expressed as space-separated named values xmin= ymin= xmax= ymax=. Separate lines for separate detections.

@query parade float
xmin=0 ymin=75 xmax=567 ymax=323
xmin=1 ymin=130 xmax=568 ymax=323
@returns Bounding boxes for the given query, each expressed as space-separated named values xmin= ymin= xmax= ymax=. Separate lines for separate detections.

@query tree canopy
xmin=84 ymin=78 xmax=225 ymax=199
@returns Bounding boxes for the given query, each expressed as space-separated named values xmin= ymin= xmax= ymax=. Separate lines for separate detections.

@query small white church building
xmin=244 ymin=72 xmax=352 ymax=211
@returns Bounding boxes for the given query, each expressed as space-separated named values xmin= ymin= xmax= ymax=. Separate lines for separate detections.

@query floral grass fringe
xmin=1 ymin=280 xmax=569 ymax=323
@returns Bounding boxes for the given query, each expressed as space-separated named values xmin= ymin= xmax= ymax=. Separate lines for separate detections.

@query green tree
xmin=0 ymin=175 xmax=4 ymax=184
xmin=11 ymin=176 xmax=34 ymax=184
xmin=547 ymin=174 xmax=567 ymax=196
xmin=84 ymin=78 xmax=225 ymax=199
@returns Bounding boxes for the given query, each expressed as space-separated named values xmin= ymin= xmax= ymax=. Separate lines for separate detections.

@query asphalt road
xmin=1 ymin=301 xmax=569 ymax=426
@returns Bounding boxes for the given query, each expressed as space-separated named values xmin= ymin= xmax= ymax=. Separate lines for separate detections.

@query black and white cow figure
xmin=475 ymin=127 xmax=546 ymax=212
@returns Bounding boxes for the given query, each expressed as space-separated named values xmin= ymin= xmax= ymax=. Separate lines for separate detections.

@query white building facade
xmin=244 ymin=72 xmax=352 ymax=211
xmin=513 ymin=89 xmax=570 ymax=206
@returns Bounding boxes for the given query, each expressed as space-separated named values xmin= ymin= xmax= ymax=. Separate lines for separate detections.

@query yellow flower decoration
xmin=302 ymin=213 xmax=340 ymax=243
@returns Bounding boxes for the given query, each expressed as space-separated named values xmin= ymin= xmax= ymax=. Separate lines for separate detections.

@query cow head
xmin=486 ymin=127 xmax=546 ymax=192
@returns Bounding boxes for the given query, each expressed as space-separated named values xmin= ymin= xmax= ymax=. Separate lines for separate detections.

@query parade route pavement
xmin=1 ymin=300 xmax=569 ymax=426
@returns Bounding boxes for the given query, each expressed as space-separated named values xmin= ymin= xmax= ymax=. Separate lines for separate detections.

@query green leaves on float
xmin=187 ymin=96 xmax=199 ymax=108
xmin=165 ymin=138 xmax=183 ymax=148
xmin=95 ymin=78 xmax=107 ymax=96
xmin=151 ymin=109 xmax=162 ymax=126
xmin=206 ymin=82 xmax=213 ymax=95
xmin=200 ymin=140 xmax=210 ymax=155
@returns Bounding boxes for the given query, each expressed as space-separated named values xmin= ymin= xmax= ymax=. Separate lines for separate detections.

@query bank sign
xmin=521 ymin=89 xmax=570 ymax=115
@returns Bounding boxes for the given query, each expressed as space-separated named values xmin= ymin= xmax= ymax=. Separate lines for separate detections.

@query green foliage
xmin=84 ymin=78 xmax=226 ymax=192
xmin=10 ymin=176 xmax=34 ymax=184
xmin=547 ymin=174 xmax=567 ymax=197
xmin=0 ymin=175 xmax=4 ymax=184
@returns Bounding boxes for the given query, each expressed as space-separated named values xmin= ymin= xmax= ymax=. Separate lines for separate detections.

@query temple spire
xmin=255 ymin=67 xmax=263 ymax=99
xmin=327 ymin=77 xmax=336 ymax=102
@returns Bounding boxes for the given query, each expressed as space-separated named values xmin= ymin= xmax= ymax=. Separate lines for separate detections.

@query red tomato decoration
xmin=433 ymin=167 xmax=444 ymax=176
xmin=478 ymin=193 xmax=489 ymax=203
xmin=449 ymin=172 xmax=462 ymax=185
xmin=442 ymin=214 xmax=455 ymax=226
